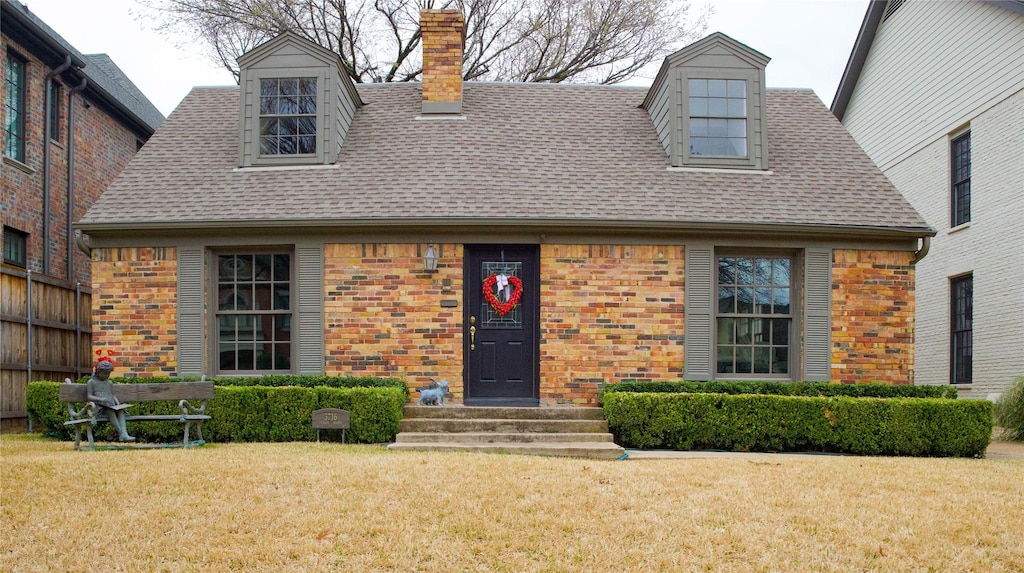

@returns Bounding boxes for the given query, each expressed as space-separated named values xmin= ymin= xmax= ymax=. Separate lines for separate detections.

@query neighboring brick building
xmin=78 ymin=11 xmax=933 ymax=406
xmin=2 ymin=0 xmax=163 ymax=283
xmin=1 ymin=0 xmax=163 ymax=427
xmin=833 ymin=0 xmax=1024 ymax=398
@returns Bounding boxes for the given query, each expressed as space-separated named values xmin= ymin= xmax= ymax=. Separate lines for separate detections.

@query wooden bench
xmin=59 ymin=379 xmax=214 ymax=450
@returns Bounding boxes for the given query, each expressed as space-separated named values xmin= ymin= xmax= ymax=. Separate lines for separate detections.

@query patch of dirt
xmin=986 ymin=440 xmax=1024 ymax=460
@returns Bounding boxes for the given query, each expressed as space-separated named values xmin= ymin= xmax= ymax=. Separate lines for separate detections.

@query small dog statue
xmin=417 ymin=379 xmax=449 ymax=406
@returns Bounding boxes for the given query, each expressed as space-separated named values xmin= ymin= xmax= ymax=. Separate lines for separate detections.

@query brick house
xmin=2 ymin=0 xmax=162 ymax=429
xmin=77 ymin=11 xmax=933 ymax=406
xmin=833 ymin=0 xmax=1024 ymax=399
xmin=2 ymin=0 xmax=164 ymax=283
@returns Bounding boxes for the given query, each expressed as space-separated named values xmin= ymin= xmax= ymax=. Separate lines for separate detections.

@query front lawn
xmin=2 ymin=434 xmax=1022 ymax=572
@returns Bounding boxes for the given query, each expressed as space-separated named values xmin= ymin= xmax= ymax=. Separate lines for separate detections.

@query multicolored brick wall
xmin=82 ymin=243 xmax=917 ymax=395
xmin=324 ymin=243 xmax=464 ymax=397
xmin=91 ymin=247 xmax=178 ymax=377
xmin=1 ymin=36 xmax=143 ymax=285
xmin=420 ymin=9 xmax=464 ymax=107
xmin=831 ymin=249 xmax=915 ymax=385
xmin=540 ymin=244 xmax=686 ymax=404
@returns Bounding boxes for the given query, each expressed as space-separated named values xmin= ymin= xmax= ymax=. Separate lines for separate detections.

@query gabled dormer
xmin=642 ymin=32 xmax=770 ymax=171
xmin=237 ymin=31 xmax=363 ymax=167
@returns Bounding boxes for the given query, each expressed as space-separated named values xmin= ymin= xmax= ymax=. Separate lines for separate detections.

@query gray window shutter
xmin=177 ymin=247 xmax=205 ymax=377
xmin=296 ymin=245 xmax=324 ymax=375
xmin=684 ymin=245 xmax=713 ymax=380
xmin=803 ymin=247 xmax=832 ymax=381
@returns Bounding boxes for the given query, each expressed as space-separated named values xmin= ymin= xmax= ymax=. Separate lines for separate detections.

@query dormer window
xmin=642 ymin=33 xmax=769 ymax=171
xmin=688 ymin=79 xmax=747 ymax=157
xmin=259 ymin=78 xmax=317 ymax=156
xmin=237 ymin=32 xmax=363 ymax=168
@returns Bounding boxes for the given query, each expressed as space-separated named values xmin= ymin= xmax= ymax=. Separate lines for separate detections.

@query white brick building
xmin=833 ymin=0 xmax=1024 ymax=397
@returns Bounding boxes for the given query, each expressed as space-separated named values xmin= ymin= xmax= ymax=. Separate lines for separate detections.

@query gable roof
xmin=78 ymin=82 xmax=930 ymax=239
xmin=1 ymin=0 xmax=164 ymax=134
xmin=643 ymin=32 xmax=769 ymax=110
xmin=831 ymin=0 xmax=1024 ymax=119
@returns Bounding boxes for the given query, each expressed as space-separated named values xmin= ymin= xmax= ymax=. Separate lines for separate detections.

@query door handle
xmin=469 ymin=326 xmax=476 ymax=350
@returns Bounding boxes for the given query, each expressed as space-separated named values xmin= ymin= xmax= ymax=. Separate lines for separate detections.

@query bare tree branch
xmin=141 ymin=0 xmax=709 ymax=85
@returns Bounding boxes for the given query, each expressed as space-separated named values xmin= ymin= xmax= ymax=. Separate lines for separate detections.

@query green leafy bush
xmin=603 ymin=380 xmax=957 ymax=400
xmin=994 ymin=375 xmax=1024 ymax=442
xmin=26 ymin=379 xmax=406 ymax=444
xmin=74 ymin=374 xmax=408 ymax=397
xmin=603 ymin=392 xmax=992 ymax=457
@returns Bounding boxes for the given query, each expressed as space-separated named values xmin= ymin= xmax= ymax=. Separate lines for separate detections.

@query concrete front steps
xmin=387 ymin=405 xmax=626 ymax=460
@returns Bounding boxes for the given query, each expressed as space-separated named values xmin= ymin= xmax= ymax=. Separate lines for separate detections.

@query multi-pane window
xmin=5 ymin=53 xmax=27 ymax=161
xmin=216 ymin=253 xmax=293 ymax=373
xmin=716 ymin=255 xmax=792 ymax=376
xmin=49 ymin=80 xmax=62 ymax=141
xmin=259 ymin=78 xmax=317 ymax=155
xmin=951 ymin=131 xmax=971 ymax=227
xmin=689 ymin=79 xmax=747 ymax=157
xmin=3 ymin=226 xmax=28 ymax=268
xmin=950 ymin=274 xmax=972 ymax=384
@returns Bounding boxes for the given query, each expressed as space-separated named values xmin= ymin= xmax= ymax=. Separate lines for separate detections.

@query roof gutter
xmin=911 ymin=235 xmax=931 ymax=263
xmin=0 ymin=1 xmax=88 ymax=68
xmin=43 ymin=54 xmax=74 ymax=275
xmin=75 ymin=217 xmax=936 ymax=241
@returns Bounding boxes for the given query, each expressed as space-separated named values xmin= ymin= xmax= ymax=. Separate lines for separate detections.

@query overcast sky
xmin=21 ymin=0 xmax=870 ymax=118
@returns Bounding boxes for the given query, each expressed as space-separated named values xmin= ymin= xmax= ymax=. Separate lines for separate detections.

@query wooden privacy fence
xmin=1 ymin=267 xmax=92 ymax=431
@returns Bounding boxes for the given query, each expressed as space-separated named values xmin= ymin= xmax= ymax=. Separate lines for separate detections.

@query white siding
xmin=883 ymin=90 xmax=1024 ymax=397
xmin=843 ymin=0 xmax=1024 ymax=171
xmin=842 ymin=0 xmax=1024 ymax=397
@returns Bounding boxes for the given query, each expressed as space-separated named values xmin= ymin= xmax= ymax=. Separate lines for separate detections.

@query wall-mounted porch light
xmin=423 ymin=243 xmax=438 ymax=273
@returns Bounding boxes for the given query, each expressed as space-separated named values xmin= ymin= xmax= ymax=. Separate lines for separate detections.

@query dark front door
xmin=465 ymin=245 xmax=539 ymax=405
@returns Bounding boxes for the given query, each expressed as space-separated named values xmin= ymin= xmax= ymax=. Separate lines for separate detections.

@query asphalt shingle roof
xmin=79 ymin=82 xmax=930 ymax=235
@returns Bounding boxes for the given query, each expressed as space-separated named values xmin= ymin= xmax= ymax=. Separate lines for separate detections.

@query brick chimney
xmin=420 ymin=9 xmax=465 ymax=115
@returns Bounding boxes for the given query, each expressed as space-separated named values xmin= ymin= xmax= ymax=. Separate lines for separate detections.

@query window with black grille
xmin=950 ymin=274 xmax=972 ymax=385
xmin=3 ymin=226 xmax=27 ymax=268
xmin=951 ymin=131 xmax=971 ymax=227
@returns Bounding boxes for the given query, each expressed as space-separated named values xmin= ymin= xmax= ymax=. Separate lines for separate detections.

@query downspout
xmin=911 ymin=236 xmax=931 ymax=263
xmin=66 ymin=76 xmax=88 ymax=280
xmin=43 ymin=55 xmax=73 ymax=275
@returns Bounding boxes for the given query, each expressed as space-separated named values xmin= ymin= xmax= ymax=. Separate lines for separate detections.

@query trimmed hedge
xmin=72 ymin=375 xmax=409 ymax=396
xmin=603 ymin=380 xmax=958 ymax=400
xmin=27 ymin=381 xmax=406 ymax=444
xmin=603 ymin=392 xmax=992 ymax=457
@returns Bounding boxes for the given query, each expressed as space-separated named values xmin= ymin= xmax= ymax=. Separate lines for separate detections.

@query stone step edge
xmin=386 ymin=441 xmax=626 ymax=459
xmin=398 ymin=422 xmax=610 ymax=433
xmin=394 ymin=431 xmax=616 ymax=443
xmin=402 ymin=406 xmax=605 ymax=420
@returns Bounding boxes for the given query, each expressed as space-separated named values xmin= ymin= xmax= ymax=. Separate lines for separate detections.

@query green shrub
xmin=603 ymin=392 xmax=992 ymax=457
xmin=26 ymin=380 xmax=406 ymax=444
xmin=994 ymin=375 xmax=1024 ymax=442
xmin=602 ymin=380 xmax=957 ymax=401
xmin=75 ymin=374 xmax=409 ymax=397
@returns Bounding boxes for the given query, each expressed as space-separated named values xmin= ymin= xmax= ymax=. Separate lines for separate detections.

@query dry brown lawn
xmin=2 ymin=434 xmax=1023 ymax=572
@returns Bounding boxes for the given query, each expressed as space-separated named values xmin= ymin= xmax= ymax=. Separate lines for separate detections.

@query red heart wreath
xmin=482 ymin=274 xmax=524 ymax=317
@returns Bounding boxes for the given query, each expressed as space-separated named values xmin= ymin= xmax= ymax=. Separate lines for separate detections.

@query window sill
xmin=234 ymin=163 xmax=341 ymax=172
xmin=948 ymin=222 xmax=971 ymax=235
xmin=668 ymin=166 xmax=772 ymax=175
xmin=3 ymin=155 xmax=35 ymax=175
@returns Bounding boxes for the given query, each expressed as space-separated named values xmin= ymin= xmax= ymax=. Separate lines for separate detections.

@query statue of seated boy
xmin=86 ymin=353 xmax=135 ymax=442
